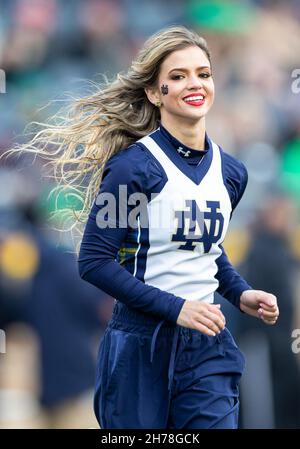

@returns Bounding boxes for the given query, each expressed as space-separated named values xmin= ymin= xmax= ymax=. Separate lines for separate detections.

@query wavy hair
xmin=6 ymin=25 xmax=211 ymax=245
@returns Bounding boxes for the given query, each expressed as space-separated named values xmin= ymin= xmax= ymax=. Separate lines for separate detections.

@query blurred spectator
xmin=0 ymin=185 xmax=114 ymax=428
xmin=236 ymin=194 xmax=300 ymax=428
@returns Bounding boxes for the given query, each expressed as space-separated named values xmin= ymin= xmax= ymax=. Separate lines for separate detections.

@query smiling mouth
xmin=183 ymin=95 xmax=205 ymax=106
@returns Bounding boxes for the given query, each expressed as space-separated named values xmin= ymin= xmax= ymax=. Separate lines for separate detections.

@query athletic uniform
xmin=78 ymin=124 xmax=251 ymax=429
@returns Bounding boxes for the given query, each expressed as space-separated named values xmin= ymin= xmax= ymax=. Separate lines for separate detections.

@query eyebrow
xmin=168 ymin=66 xmax=211 ymax=74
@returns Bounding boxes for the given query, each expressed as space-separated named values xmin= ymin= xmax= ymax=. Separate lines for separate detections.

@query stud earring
xmin=155 ymin=100 xmax=162 ymax=108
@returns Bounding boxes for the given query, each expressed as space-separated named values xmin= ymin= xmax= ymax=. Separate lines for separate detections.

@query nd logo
xmin=171 ymin=200 xmax=224 ymax=253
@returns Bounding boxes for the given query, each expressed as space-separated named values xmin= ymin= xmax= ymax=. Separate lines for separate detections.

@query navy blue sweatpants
xmin=94 ymin=302 xmax=245 ymax=429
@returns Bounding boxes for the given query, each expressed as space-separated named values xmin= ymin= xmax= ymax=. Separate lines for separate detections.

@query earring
xmin=155 ymin=100 xmax=162 ymax=108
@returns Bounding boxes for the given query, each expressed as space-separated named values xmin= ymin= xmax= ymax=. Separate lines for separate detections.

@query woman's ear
xmin=144 ymin=86 xmax=160 ymax=106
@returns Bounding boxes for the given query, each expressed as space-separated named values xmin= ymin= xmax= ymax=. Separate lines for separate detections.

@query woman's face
xmin=148 ymin=45 xmax=214 ymax=124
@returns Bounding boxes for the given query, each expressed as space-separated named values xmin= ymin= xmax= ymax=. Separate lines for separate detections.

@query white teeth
xmin=184 ymin=95 xmax=204 ymax=102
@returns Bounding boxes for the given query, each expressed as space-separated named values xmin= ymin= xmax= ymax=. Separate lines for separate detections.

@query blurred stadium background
xmin=1 ymin=0 xmax=300 ymax=429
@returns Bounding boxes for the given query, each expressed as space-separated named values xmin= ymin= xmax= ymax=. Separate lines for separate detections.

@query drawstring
xmin=150 ymin=320 xmax=180 ymax=391
xmin=167 ymin=326 xmax=180 ymax=391
xmin=150 ymin=320 xmax=164 ymax=363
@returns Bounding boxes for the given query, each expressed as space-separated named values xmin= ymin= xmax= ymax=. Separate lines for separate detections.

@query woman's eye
xmin=171 ymin=75 xmax=184 ymax=80
xmin=171 ymin=73 xmax=211 ymax=80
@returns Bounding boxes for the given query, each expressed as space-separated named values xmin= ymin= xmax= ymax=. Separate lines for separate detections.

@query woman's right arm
xmin=78 ymin=146 xmax=225 ymax=334
xmin=78 ymin=147 xmax=185 ymax=324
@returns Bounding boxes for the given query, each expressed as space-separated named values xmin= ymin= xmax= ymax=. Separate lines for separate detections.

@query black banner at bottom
xmin=0 ymin=429 xmax=299 ymax=446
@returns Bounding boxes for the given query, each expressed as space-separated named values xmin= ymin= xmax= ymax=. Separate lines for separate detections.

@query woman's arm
xmin=215 ymin=248 xmax=279 ymax=323
xmin=217 ymin=149 xmax=279 ymax=323
xmin=78 ymin=147 xmax=185 ymax=324
xmin=215 ymin=244 xmax=252 ymax=310
xmin=78 ymin=207 xmax=185 ymax=323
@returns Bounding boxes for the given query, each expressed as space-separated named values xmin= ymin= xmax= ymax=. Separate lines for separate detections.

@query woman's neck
xmin=160 ymin=116 xmax=206 ymax=151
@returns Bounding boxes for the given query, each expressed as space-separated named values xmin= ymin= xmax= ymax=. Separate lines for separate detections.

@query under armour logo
xmin=177 ymin=147 xmax=191 ymax=158
xmin=171 ymin=200 xmax=224 ymax=252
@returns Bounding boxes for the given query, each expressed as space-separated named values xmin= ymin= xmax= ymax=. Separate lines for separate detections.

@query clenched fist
xmin=240 ymin=290 xmax=279 ymax=325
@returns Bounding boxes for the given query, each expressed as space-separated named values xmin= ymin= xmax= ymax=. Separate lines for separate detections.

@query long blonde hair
xmin=7 ymin=25 xmax=210 ymax=241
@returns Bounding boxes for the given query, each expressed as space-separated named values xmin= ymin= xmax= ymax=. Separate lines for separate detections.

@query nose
xmin=187 ymin=74 xmax=204 ymax=90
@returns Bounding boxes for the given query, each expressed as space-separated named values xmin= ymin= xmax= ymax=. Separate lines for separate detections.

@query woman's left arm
xmin=215 ymin=246 xmax=279 ymax=324
xmin=215 ymin=245 xmax=251 ymax=310
xmin=218 ymin=148 xmax=279 ymax=324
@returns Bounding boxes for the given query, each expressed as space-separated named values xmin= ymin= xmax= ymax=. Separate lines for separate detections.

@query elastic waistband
xmin=109 ymin=301 xmax=203 ymax=391
xmin=109 ymin=301 xmax=185 ymax=337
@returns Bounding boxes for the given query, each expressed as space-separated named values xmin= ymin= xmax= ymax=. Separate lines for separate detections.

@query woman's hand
xmin=177 ymin=301 xmax=226 ymax=336
xmin=240 ymin=290 xmax=279 ymax=325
